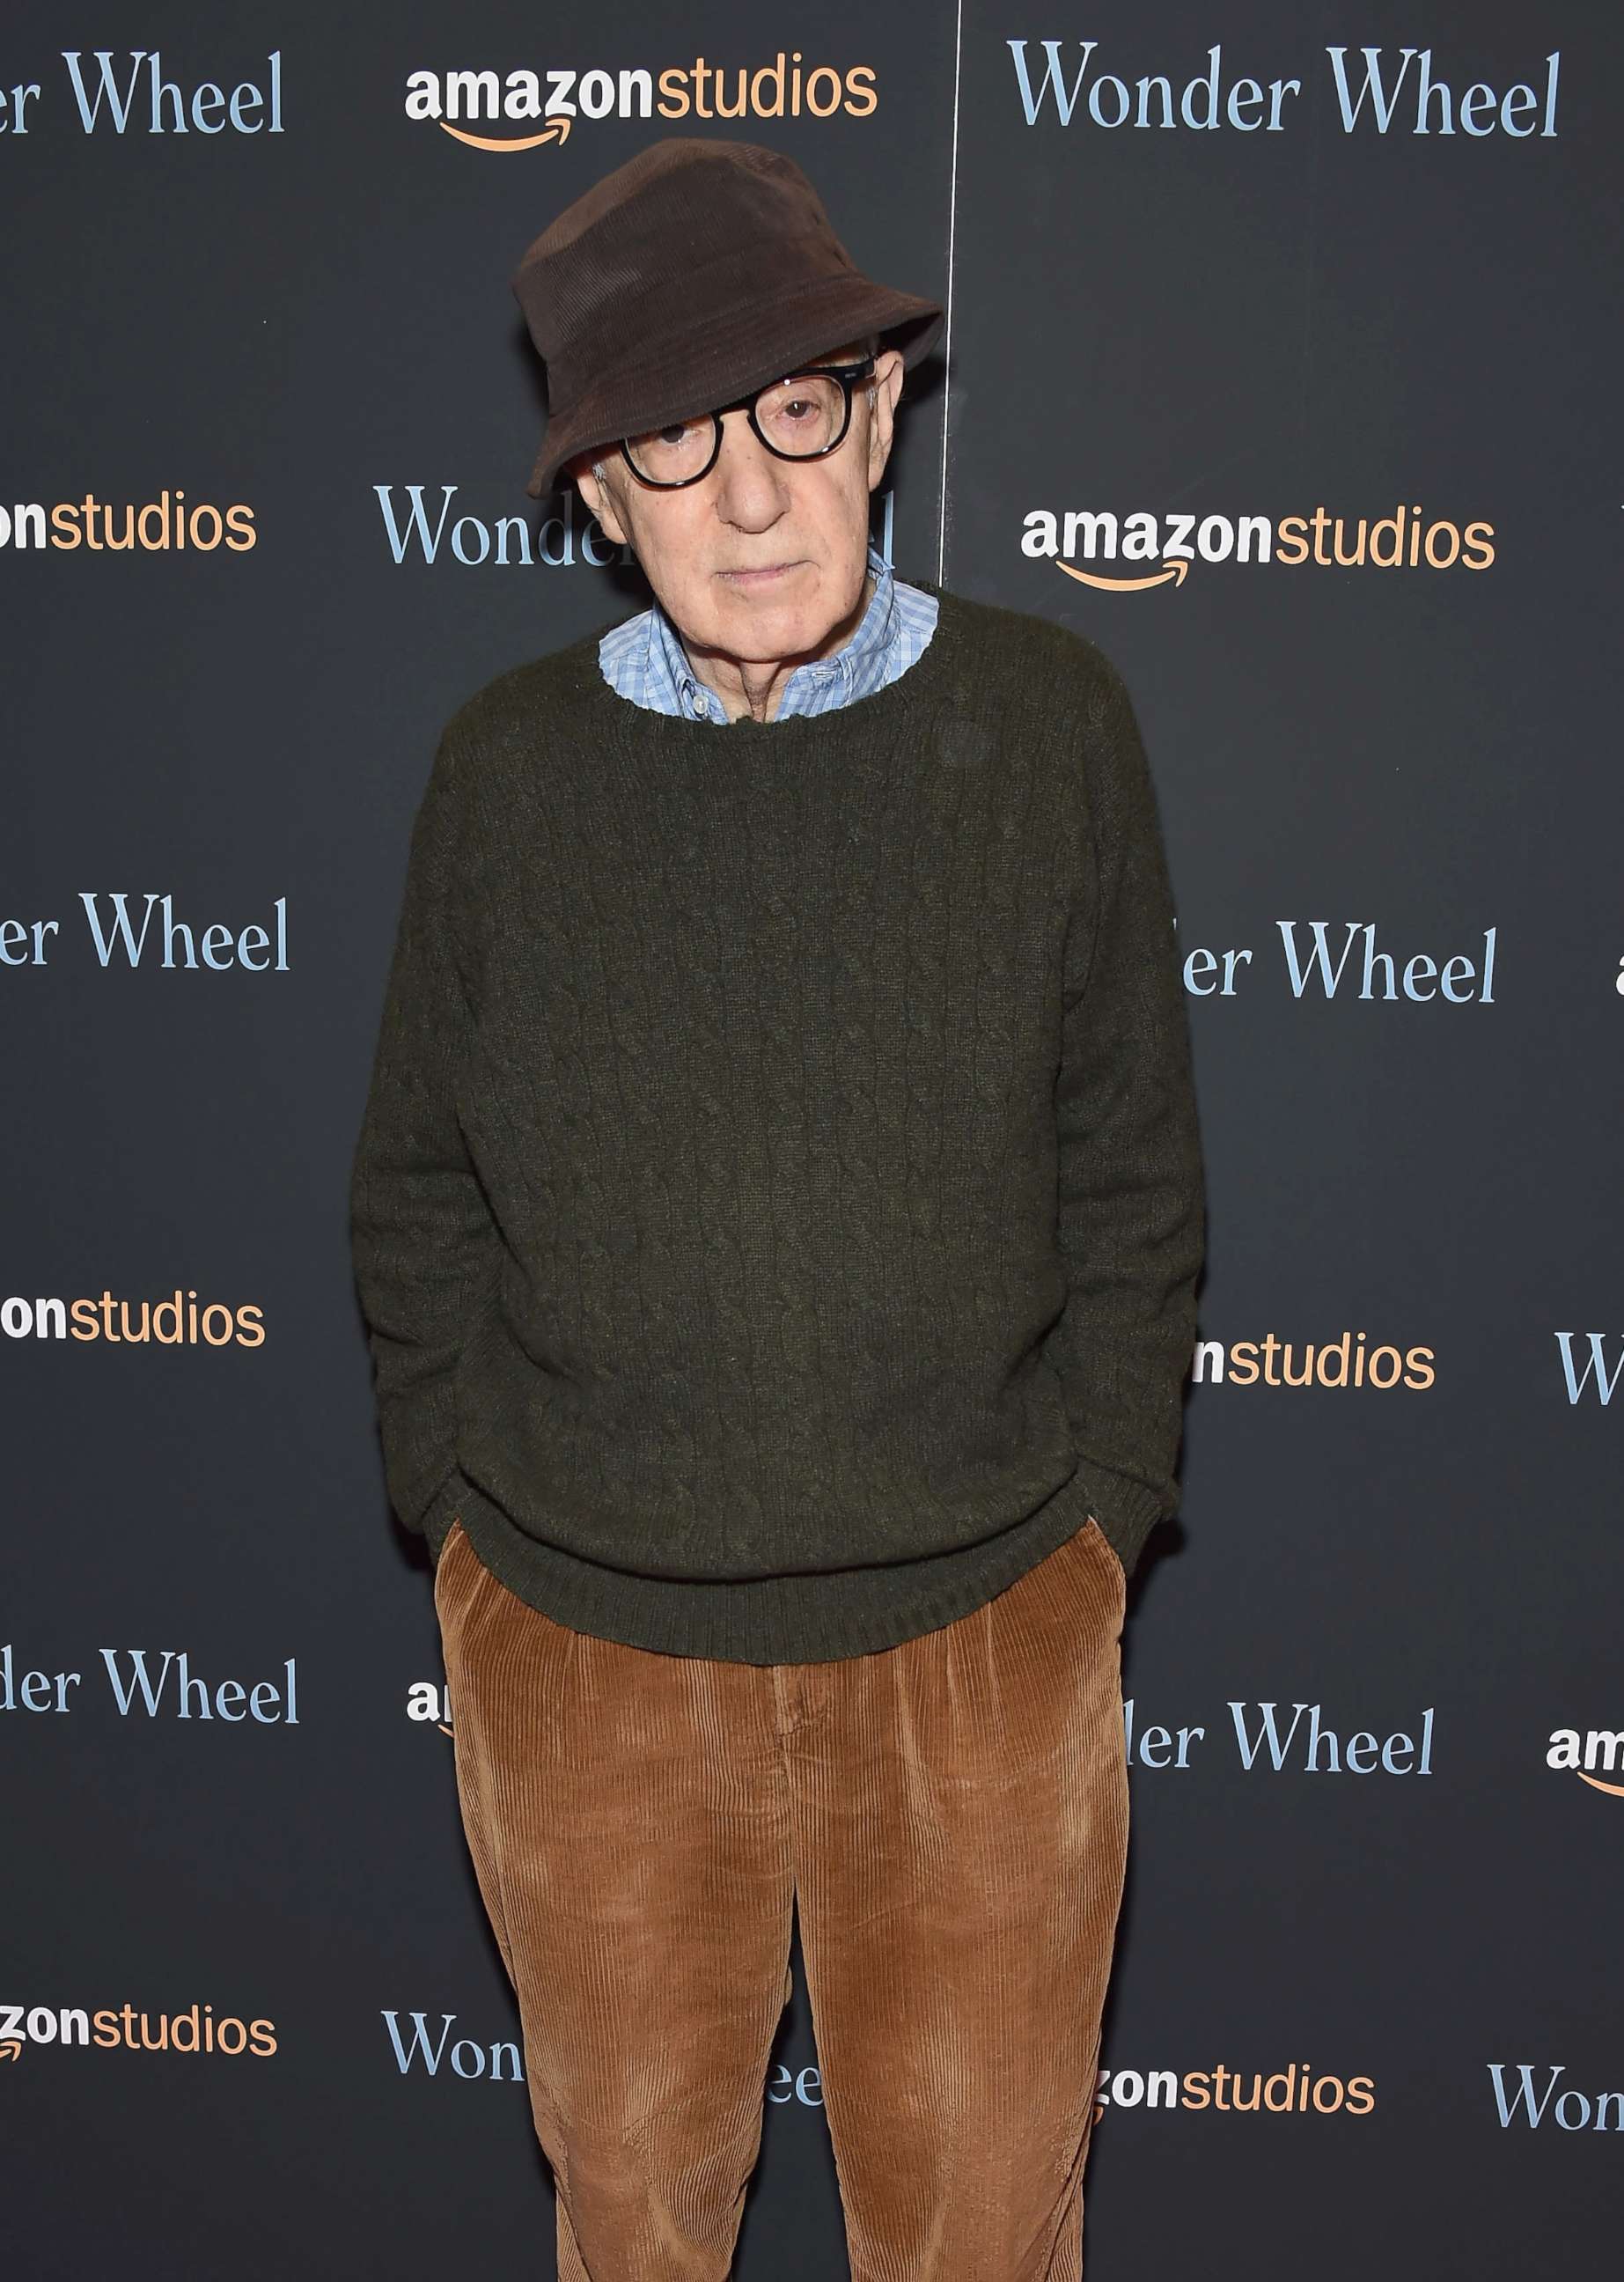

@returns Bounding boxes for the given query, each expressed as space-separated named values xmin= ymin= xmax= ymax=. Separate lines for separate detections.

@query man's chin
xmin=706 ymin=588 xmax=831 ymax=647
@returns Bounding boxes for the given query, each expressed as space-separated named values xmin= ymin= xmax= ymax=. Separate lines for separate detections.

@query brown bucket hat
xmin=511 ymin=136 xmax=944 ymax=499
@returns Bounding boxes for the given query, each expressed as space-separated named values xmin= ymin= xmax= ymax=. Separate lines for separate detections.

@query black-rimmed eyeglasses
xmin=619 ymin=357 xmax=877 ymax=490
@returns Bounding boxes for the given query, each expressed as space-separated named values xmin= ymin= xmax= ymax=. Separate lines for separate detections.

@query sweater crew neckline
xmin=572 ymin=570 xmax=961 ymax=740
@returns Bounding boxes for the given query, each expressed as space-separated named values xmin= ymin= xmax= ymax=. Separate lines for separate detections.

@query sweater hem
xmin=445 ymin=1469 xmax=1104 ymax=1665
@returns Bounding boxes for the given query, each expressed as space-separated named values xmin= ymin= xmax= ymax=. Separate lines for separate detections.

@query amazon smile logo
xmin=1547 ymin=1729 xmax=1624 ymax=1797
xmin=1027 ymin=499 xmax=1495 ymax=590
xmin=438 ymin=113 xmax=570 ymax=154
xmin=404 ymin=54 xmax=878 ymax=150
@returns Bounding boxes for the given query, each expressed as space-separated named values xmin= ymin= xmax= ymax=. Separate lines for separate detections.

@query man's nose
xmin=709 ymin=409 xmax=792 ymax=519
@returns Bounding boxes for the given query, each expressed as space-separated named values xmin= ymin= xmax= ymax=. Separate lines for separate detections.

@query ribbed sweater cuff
xmin=419 ymin=1471 xmax=467 ymax=1567
xmin=1070 ymin=1461 xmax=1166 ymax=1581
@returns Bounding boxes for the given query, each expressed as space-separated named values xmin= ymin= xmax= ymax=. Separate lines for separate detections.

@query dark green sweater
xmin=349 ymin=576 xmax=1205 ymax=1662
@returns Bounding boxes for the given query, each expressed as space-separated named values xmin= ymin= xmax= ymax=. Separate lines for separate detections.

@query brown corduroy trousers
xmin=433 ymin=1511 xmax=1130 ymax=2282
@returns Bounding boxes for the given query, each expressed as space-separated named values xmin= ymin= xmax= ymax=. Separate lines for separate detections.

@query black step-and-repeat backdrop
xmin=5 ymin=4 xmax=1620 ymax=2274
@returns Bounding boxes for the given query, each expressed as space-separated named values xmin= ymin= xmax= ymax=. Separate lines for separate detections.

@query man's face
xmin=570 ymin=340 xmax=906 ymax=663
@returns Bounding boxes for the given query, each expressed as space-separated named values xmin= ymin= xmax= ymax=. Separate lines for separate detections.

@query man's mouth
xmin=718 ymin=561 xmax=803 ymax=587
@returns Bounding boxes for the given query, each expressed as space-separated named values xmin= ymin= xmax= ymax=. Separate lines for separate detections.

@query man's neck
xmin=680 ymin=565 xmax=877 ymax=725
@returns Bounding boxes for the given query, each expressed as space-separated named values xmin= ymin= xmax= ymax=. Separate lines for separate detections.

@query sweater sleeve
xmin=1047 ymin=650 xmax=1206 ymax=1582
xmin=349 ymin=725 xmax=500 ymax=1564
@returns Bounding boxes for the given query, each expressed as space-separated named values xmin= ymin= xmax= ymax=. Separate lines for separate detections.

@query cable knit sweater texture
xmin=349 ymin=574 xmax=1206 ymax=1663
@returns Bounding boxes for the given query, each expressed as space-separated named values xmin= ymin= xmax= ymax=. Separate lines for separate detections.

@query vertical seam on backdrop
xmin=936 ymin=0 xmax=965 ymax=588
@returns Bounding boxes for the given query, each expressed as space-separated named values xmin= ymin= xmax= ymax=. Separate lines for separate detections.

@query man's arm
xmin=349 ymin=725 xmax=501 ymax=1564
xmin=1047 ymin=651 xmax=1206 ymax=1581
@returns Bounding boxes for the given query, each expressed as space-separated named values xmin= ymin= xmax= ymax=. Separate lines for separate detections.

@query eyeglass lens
xmin=624 ymin=372 xmax=848 ymax=483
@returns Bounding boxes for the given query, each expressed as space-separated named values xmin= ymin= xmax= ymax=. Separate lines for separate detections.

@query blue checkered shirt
xmin=598 ymin=540 xmax=938 ymax=723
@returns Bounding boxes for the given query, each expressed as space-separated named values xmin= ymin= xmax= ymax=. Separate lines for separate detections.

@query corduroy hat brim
xmin=525 ymin=280 xmax=944 ymax=499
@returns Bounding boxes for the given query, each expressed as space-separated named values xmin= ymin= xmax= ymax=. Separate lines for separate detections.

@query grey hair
xmin=587 ymin=332 xmax=885 ymax=487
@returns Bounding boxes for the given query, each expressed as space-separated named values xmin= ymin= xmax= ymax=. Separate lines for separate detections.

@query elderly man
xmin=350 ymin=136 xmax=1205 ymax=2281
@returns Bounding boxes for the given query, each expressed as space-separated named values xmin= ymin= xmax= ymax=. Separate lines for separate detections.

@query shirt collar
xmin=650 ymin=541 xmax=898 ymax=724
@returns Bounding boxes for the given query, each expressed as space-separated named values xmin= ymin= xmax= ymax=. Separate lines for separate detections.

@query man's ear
xmin=572 ymin=454 xmax=630 ymax=546
xmin=865 ymin=346 xmax=907 ymax=489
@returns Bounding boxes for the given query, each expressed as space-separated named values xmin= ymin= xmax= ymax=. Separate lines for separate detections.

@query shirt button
xmin=690 ymin=691 xmax=708 ymax=716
